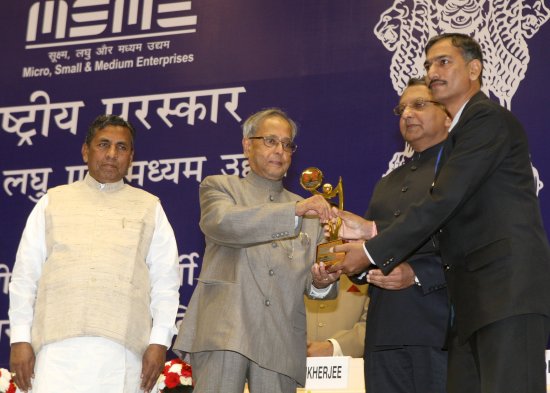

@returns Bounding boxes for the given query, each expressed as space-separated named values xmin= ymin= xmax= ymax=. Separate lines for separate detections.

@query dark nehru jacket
xmin=362 ymin=142 xmax=448 ymax=350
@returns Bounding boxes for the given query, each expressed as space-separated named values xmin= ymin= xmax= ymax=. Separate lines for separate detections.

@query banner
xmin=1 ymin=0 xmax=549 ymax=369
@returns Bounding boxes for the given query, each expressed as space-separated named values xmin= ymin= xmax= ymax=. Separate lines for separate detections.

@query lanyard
xmin=434 ymin=145 xmax=444 ymax=174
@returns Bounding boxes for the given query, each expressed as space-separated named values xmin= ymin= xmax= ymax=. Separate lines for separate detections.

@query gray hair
xmin=242 ymin=108 xmax=298 ymax=139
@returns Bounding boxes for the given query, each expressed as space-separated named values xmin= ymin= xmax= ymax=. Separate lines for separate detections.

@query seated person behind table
xmin=306 ymin=275 xmax=368 ymax=358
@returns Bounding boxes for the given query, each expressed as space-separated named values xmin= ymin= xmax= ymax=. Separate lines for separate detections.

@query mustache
xmin=429 ymin=79 xmax=445 ymax=88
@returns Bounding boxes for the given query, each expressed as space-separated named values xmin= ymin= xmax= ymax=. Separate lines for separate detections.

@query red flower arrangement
xmin=155 ymin=358 xmax=193 ymax=393
xmin=0 ymin=368 xmax=16 ymax=393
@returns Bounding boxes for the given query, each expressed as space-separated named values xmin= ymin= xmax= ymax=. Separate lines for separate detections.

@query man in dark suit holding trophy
xmin=337 ymin=77 xmax=451 ymax=392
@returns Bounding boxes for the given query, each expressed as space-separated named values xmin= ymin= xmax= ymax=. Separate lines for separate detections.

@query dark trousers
xmin=365 ymin=345 xmax=447 ymax=393
xmin=447 ymin=313 xmax=550 ymax=393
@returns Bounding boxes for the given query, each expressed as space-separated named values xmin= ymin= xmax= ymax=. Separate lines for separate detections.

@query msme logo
xmin=25 ymin=0 xmax=197 ymax=49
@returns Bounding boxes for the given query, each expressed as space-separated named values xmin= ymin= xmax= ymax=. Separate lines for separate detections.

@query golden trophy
xmin=300 ymin=167 xmax=345 ymax=267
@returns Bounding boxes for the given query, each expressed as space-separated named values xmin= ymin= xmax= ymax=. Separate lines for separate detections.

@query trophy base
xmin=316 ymin=239 xmax=345 ymax=267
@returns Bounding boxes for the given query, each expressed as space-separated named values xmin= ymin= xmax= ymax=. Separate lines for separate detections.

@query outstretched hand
xmin=327 ymin=242 xmax=371 ymax=276
xmin=296 ymin=195 xmax=335 ymax=222
xmin=311 ymin=261 xmax=341 ymax=288
xmin=328 ymin=208 xmax=376 ymax=240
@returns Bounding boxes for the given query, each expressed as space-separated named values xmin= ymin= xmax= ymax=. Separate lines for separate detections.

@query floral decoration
xmin=155 ymin=358 xmax=193 ymax=393
xmin=0 ymin=368 xmax=16 ymax=393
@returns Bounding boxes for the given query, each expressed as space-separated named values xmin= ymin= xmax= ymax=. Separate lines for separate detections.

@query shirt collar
xmin=412 ymin=140 xmax=445 ymax=162
xmin=84 ymin=173 xmax=125 ymax=192
xmin=245 ymin=170 xmax=284 ymax=193
xmin=449 ymin=101 xmax=468 ymax=132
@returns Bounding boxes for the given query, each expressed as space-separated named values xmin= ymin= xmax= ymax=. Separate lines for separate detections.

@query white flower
xmin=169 ymin=363 xmax=183 ymax=374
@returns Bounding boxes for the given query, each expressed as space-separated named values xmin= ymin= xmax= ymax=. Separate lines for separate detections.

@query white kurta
xmin=9 ymin=185 xmax=180 ymax=393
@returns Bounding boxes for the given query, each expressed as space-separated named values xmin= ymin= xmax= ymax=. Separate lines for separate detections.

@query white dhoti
xmin=19 ymin=337 xmax=144 ymax=393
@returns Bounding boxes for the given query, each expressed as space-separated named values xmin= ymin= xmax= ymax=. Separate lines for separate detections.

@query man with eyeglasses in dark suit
xmin=352 ymin=77 xmax=451 ymax=393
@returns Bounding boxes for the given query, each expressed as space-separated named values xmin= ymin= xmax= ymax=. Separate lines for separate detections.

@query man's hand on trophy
xmin=295 ymin=195 xmax=335 ymax=222
xmin=332 ymin=208 xmax=377 ymax=240
xmin=311 ymin=261 xmax=341 ymax=288
xmin=327 ymin=242 xmax=371 ymax=275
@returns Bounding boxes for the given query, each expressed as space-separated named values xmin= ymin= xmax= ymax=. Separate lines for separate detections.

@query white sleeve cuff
xmin=149 ymin=325 xmax=176 ymax=348
xmin=10 ymin=325 xmax=32 ymax=344
xmin=328 ymin=338 xmax=343 ymax=356
xmin=309 ymin=283 xmax=333 ymax=298
xmin=362 ymin=242 xmax=376 ymax=266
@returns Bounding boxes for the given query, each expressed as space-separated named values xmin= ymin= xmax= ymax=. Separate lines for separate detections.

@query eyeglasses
xmin=393 ymin=98 xmax=452 ymax=118
xmin=248 ymin=135 xmax=298 ymax=153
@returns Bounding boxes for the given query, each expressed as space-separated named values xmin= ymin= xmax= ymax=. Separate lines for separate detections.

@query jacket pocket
xmin=465 ymin=238 xmax=511 ymax=271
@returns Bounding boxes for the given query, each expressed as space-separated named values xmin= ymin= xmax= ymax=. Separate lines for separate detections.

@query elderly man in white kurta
xmin=8 ymin=115 xmax=180 ymax=393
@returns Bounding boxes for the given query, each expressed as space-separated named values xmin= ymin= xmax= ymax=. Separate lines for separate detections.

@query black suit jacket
xmin=359 ymin=144 xmax=448 ymax=350
xmin=365 ymin=92 xmax=550 ymax=343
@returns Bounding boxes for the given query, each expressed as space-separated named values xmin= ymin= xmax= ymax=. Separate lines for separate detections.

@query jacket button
xmin=269 ymin=195 xmax=274 ymax=201
xmin=394 ymin=210 xmax=401 ymax=217
xmin=401 ymin=186 xmax=408 ymax=192
xmin=269 ymin=269 xmax=275 ymax=276
xmin=411 ymin=165 xmax=417 ymax=171
xmin=265 ymin=300 xmax=271 ymax=306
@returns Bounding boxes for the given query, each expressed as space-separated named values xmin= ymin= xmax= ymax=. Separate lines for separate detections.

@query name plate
xmin=305 ymin=356 xmax=350 ymax=390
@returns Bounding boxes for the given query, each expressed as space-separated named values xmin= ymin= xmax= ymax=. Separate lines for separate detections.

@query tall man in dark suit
xmin=330 ymin=33 xmax=550 ymax=393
